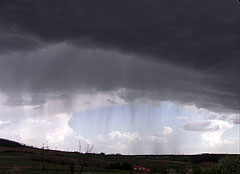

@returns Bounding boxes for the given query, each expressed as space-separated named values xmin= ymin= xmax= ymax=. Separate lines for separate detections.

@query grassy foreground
xmin=0 ymin=139 xmax=239 ymax=174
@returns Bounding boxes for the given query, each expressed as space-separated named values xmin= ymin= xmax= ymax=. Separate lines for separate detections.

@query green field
xmin=0 ymin=139 xmax=239 ymax=174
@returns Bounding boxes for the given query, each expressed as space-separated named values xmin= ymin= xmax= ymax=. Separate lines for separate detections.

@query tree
xmin=211 ymin=155 xmax=240 ymax=174
xmin=79 ymin=143 xmax=94 ymax=174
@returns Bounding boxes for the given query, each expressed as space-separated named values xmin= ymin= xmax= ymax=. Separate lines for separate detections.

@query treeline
xmin=134 ymin=153 xmax=227 ymax=163
xmin=191 ymin=153 xmax=226 ymax=163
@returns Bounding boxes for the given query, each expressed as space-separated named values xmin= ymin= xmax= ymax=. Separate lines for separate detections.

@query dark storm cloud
xmin=0 ymin=0 xmax=239 ymax=68
xmin=0 ymin=44 xmax=238 ymax=113
xmin=3 ymin=93 xmax=45 ymax=106
xmin=0 ymin=32 xmax=42 ymax=54
xmin=0 ymin=0 xmax=239 ymax=113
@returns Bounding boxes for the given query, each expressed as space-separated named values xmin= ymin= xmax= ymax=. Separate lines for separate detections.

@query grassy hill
xmin=0 ymin=139 xmax=238 ymax=174
xmin=0 ymin=138 xmax=25 ymax=147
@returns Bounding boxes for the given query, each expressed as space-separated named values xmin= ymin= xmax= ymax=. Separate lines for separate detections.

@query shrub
xmin=212 ymin=155 xmax=240 ymax=174
xmin=105 ymin=162 xmax=132 ymax=170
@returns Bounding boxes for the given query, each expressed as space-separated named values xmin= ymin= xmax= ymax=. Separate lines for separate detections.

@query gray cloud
xmin=0 ymin=0 xmax=239 ymax=114
xmin=233 ymin=115 xmax=240 ymax=124
xmin=107 ymin=99 xmax=117 ymax=105
xmin=0 ymin=0 xmax=238 ymax=68
xmin=184 ymin=121 xmax=220 ymax=132
xmin=3 ymin=93 xmax=46 ymax=106
xmin=0 ymin=29 xmax=43 ymax=54
xmin=0 ymin=43 xmax=238 ymax=114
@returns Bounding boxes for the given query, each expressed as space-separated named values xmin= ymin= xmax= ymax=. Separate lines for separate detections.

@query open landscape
xmin=0 ymin=139 xmax=239 ymax=174
xmin=0 ymin=1 xmax=239 ymax=174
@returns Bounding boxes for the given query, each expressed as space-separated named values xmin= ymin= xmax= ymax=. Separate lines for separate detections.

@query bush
xmin=105 ymin=162 xmax=132 ymax=170
xmin=212 ymin=155 xmax=240 ymax=174
xmin=100 ymin=152 xmax=105 ymax=155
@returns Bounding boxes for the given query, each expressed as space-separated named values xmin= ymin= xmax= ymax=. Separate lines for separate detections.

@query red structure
xmin=133 ymin=164 xmax=150 ymax=173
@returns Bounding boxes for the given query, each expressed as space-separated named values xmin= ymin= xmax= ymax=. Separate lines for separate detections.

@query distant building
xmin=133 ymin=164 xmax=150 ymax=173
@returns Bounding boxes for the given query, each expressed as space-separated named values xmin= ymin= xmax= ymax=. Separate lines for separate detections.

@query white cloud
xmin=153 ymin=126 xmax=173 ymax=136
xmin=0 ymin=120 xmax=11 ymax=125
xmin=76 ymin=135 xmax=93 ymax=146
xmin=45 ymin=113 xmax=73 ymax=144
xmin=184 ymin=120 xmax=234 ymax=147
xmin=148 ymin=136 xmax=167 ymax=143
xmin=201 ymin=131 xmax=233 ymax=147
xmin=0 ymin=97 xmax=237 ymax=154
xmin=148 ymin=127 xmax=172 ymax=144
xmin=108 ymin=131 xmax=141 ymax=141
xmin=174 ymin=116 xmax=188 ymax=120
xmin=88 ymin=131 xmax=142 ymax=154
xmin=163 ymin=126 xmax=173 ymax=135
xmin=26 ymin=118 xmax=46 ymax=124
xmin=0 ymin=113 xmax=74 ymax=149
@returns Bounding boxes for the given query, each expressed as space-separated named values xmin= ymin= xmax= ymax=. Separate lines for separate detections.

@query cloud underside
xmin=0 ymin=43 xmax=238 ymax=113
xmin=0 ymin=0 xmax=239 ymax=114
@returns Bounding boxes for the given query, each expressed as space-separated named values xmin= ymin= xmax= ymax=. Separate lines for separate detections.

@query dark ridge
xmin=0 ymin=138 xmax=25 ymax=147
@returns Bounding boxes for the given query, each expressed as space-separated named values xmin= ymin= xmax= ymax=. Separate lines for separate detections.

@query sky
xmin=0 ymin=0 xmax=239 ymax=154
